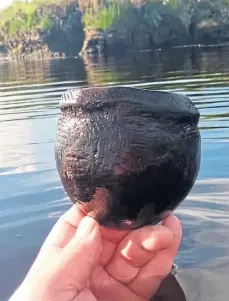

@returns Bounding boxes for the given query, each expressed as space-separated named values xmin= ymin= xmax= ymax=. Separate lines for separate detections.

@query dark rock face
xmin=1 ymin=0 xmax=229 ymax=60
xmin=81 ymin=31 xmax=108 ymax=55
xmin=81 ymin=14 xmax=188 ymax=56
xmin=45 ymin=8 xmax=85 ymax=57
xmin=0 ymin=4 xmax=84 ymax=60
xmin=55 ymin=87 xmax=201 ymax=230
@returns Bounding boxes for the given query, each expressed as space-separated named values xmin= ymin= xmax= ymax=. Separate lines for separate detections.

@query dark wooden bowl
xmin=55 ymin=87 xmax=201 ymax=230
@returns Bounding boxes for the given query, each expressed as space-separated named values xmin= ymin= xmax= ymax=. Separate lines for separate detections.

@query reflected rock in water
xmin=50 ymin=57 xmax=87 ymax=83
xmin=82 ymin=48 xmax=188 ymax=86
xmin=0 ymin=59 xmax=52 ymax=83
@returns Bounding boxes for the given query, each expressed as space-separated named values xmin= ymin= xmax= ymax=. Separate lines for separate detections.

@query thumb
xmin=56 ymin=216 xmax=102 ymax=291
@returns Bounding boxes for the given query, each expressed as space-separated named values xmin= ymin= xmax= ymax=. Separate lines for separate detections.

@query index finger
xmin=105 ymin=220 xmax=174 ymax=284
xmin=41 ymin=204 xmax=86 ymax=250
xmin=27 ymin=204 xmax=85 ymax=275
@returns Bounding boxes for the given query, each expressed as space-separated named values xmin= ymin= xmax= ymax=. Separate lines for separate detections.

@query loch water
xmin=0 ymin=46 xmax=229 ymax=301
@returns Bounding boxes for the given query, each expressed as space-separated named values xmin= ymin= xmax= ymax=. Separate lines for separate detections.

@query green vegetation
xmin=1 ymin=0 xmax=229 ymax=58
xmin=0 ymin=0 xmax=172 ymax=36
xmin=82 ymin=1 xmax=126 ymax=31
xmin=0 ymin=0 xmax=69 ymax=36
xmin=1 ymin=0 xmax=229 ymax=36
xmin=81 ymin=0 xmax=178 ymax=32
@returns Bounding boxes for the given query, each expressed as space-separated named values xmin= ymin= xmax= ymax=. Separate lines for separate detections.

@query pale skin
xmin=9 ymin=205 xmax=182 ymax=301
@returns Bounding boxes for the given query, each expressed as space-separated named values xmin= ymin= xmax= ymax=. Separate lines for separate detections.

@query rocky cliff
xmin=0 ymin=0 xmax=229 ymax=60
xmin=0 ymin=1 xmax=84 ymax=60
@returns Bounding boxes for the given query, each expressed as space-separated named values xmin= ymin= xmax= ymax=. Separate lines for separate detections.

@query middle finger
xmin=105 ymin=224 xmax=174 ymax=284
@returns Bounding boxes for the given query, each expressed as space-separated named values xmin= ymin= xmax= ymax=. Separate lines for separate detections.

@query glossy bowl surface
xmin=55 ymin=87 xmax=201 ymax=230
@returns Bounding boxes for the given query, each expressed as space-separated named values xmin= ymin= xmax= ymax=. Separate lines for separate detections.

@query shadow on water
xmin=0 ymin=45 xmax=229 ymax=300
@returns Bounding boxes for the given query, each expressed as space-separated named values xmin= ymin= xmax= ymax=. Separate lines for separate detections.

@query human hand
xmin=9 ymin=205 xmax=182 ymax=301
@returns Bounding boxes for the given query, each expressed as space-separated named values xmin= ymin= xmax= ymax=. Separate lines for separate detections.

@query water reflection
xmin=0 ymin=46 xmax=229 ymax=301
xmin=0 ymin=59 xmax=52 ymax=84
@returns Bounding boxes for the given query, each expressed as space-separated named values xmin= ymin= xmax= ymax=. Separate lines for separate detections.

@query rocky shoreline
xmin=1 ymin=0 xmax=229 ymax=61
xmin=1 ymin=31 xmax=229 ymax=62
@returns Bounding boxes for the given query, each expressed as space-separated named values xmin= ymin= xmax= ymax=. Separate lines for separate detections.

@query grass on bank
xmin=82 ymin=1 xmax=126 ymax=31
xmin=81 ymin=0 xmax=176 ymax=32
xmin=0 ymin=0 xmax=72 ymax=36
xmin=0 ymin=0 xmax=176 ymax=36
xmin=1 ymin=0 xmax=229 ymax=38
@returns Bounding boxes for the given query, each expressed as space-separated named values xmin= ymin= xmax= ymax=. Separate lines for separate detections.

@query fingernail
xmin=76 ymin=216 xmax=96 ymax=238
xmin=142 ymin=236 xmax=157 ymax=251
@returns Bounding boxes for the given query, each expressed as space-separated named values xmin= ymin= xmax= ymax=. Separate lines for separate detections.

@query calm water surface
xmin=0 ymin=46 xmax=229 ymax=301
